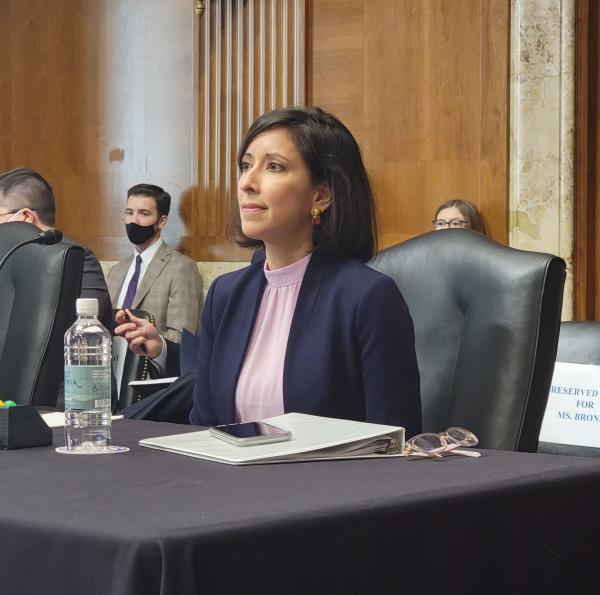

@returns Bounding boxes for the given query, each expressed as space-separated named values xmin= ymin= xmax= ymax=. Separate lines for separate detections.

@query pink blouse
xmin=234 ymin=254 xmax=312 ymax=423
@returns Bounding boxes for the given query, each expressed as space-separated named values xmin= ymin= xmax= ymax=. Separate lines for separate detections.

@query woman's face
xmin=433 ymin=206 xmax=470 ymax=230
xmin=238 ymin=127 xmax=329 ymax=251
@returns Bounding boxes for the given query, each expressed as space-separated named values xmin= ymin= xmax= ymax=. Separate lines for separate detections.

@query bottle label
xmin=64 ymin=365 xmax=111 ymax=410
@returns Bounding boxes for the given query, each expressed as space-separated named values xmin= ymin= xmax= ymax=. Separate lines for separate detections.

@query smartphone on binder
xmin=209 ymin=421 xmax=292 ymax=447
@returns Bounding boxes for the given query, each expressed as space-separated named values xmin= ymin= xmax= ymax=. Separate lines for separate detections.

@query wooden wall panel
xmin=307 ymin=0 xmax=509 ymax=248
xmin=574 ymin=0 xmax=600 ymax=320
xmin=195 ymin=0 xmax=305 ymax=261
xmin=1 ymin=0 xmax=510 ymax=262
xmin=0 ymin=0 xmax=197 ymax=261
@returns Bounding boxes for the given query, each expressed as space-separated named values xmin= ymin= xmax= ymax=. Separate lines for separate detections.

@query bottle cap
xmin=76 ymin=298 xmax=99 ymax=316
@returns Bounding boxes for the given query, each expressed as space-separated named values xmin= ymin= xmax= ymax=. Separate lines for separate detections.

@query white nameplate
xmin=539 ymin=361 xmax=600 ymax=447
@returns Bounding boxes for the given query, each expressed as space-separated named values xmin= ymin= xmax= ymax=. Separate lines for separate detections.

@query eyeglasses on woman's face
xmin=432 ymin=218 xmax=469 ymax=230
xmin=404 ymin=427 xmax=480 ymax=458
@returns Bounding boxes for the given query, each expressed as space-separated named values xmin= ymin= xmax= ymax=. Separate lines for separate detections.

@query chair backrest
xmin=538 ymin=321 xmax=600 ymax=457
xmin=111 ymin=308 xmax=153 ymax=412
xmin=0 ymin=222 xmax=84 ymax=406
xmin=370 ymin=230 xmax=565 ymax=451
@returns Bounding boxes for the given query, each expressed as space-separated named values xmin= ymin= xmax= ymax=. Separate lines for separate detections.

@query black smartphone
xmin=208 ymin=421 xmax=292 ymax=446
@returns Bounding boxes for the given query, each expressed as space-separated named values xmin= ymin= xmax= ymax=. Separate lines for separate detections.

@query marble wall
xmin=509 ymin=0 xmax=575 ymax=319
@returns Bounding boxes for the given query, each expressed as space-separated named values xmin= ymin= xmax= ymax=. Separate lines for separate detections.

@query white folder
xmin=138 ymin=412 xmax=406 ymax=465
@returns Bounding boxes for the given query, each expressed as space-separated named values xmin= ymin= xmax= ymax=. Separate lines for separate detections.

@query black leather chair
xmin=0 ymin=221 xmax=84 ymax=407
xmin=111 ymin=308 xmax=154 ymax=412
xmin=538 ymin=321 xmax=600 ymax=457
xmin=370 ymin=230 xmax=565 ymax=451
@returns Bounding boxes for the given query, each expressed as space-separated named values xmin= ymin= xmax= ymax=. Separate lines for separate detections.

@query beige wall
xmin=100 ymin=260 xmax=247 ymax=303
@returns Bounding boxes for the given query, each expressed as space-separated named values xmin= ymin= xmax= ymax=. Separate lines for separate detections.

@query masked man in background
xmin=107 ymin=183 xmax=202 ymax=343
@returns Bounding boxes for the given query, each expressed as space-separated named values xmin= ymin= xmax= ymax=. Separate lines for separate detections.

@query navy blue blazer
xmin=189 ymin=252 xmax=422 ymax=437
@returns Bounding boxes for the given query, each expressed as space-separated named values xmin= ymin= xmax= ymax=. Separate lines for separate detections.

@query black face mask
xmin=126 ymin=222 xmax=157 ymax=245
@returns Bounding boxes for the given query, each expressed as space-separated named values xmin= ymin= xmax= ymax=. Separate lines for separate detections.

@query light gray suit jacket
xmin=107 ymin=242 xmax=202 ymax=343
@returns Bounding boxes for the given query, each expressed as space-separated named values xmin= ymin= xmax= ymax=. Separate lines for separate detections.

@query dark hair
xmin=127 ymin=183 xmax=171 ymax=217
xmin=230 ymin=106 xmax=377 ymax=262
xmin=435 ymin=199 xmax=487 ymax=235
xmin=0 ymin=167 xmax=56 ymax=225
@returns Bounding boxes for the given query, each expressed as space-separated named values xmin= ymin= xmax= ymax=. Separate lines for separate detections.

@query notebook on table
xmin=138 ymin=412 xmax=405 ymax=465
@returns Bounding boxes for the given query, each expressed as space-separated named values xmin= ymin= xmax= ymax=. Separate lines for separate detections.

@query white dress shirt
xmin=116 ymin=238 xmax=163 ymax=308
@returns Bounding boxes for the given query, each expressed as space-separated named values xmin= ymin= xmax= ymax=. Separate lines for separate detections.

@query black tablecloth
xmin=1 ymin=419 xmax=600 ymax=595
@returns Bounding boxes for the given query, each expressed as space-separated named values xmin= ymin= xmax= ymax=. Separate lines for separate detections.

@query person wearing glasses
xmin=116 ymin=106 xmax=422 ymax=436
xmin=0 ymin=167 xmax=112 ymax=330
xmin=432 ymin=199 xmax=487 ymax=234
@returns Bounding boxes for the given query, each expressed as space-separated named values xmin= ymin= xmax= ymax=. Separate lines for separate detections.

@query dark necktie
xmin=122 ymin=254 xmax=142 ymax=309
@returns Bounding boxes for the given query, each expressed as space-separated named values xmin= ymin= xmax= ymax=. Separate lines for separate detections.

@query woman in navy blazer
xmin=117 ymin=107 xmax=421 ymax=437
xmin=190 ymin=250 xmax=420 ymax=434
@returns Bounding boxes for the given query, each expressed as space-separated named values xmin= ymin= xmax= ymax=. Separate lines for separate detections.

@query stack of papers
xmin=139 ymin=412 xmax=405 ymax=465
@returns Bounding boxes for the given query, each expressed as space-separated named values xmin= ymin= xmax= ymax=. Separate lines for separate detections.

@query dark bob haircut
xmin=435 ymin=198 xmax=487 ymax=235
xmin=127 ymin=183 xmax=171 ymax=217
xmin=230 ymin=106 xmax=377 ymax=262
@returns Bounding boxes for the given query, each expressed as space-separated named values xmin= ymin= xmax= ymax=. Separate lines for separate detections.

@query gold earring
xmin=311 ymin=207 xmax=322 ymax=225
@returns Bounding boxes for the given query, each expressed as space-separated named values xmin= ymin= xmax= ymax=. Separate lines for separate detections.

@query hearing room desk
xmin=0 ymin=419 xmax=599 ymax=595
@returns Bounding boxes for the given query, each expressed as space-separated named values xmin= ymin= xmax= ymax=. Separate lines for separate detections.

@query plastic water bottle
xmin=63 ymin=298 xmax=112 ymax=452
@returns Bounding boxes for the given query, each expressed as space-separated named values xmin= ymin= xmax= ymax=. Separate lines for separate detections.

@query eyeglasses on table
xmin=404 ymin=427 xmax=480 ymax=458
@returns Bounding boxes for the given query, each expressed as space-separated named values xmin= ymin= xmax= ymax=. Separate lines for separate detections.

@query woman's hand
xmin=114 ymin=309 xmax=163 ymax=359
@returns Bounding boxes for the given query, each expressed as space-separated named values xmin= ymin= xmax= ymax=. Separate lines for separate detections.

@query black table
xmin=1 ymin=419 xmax=600 ymax=595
